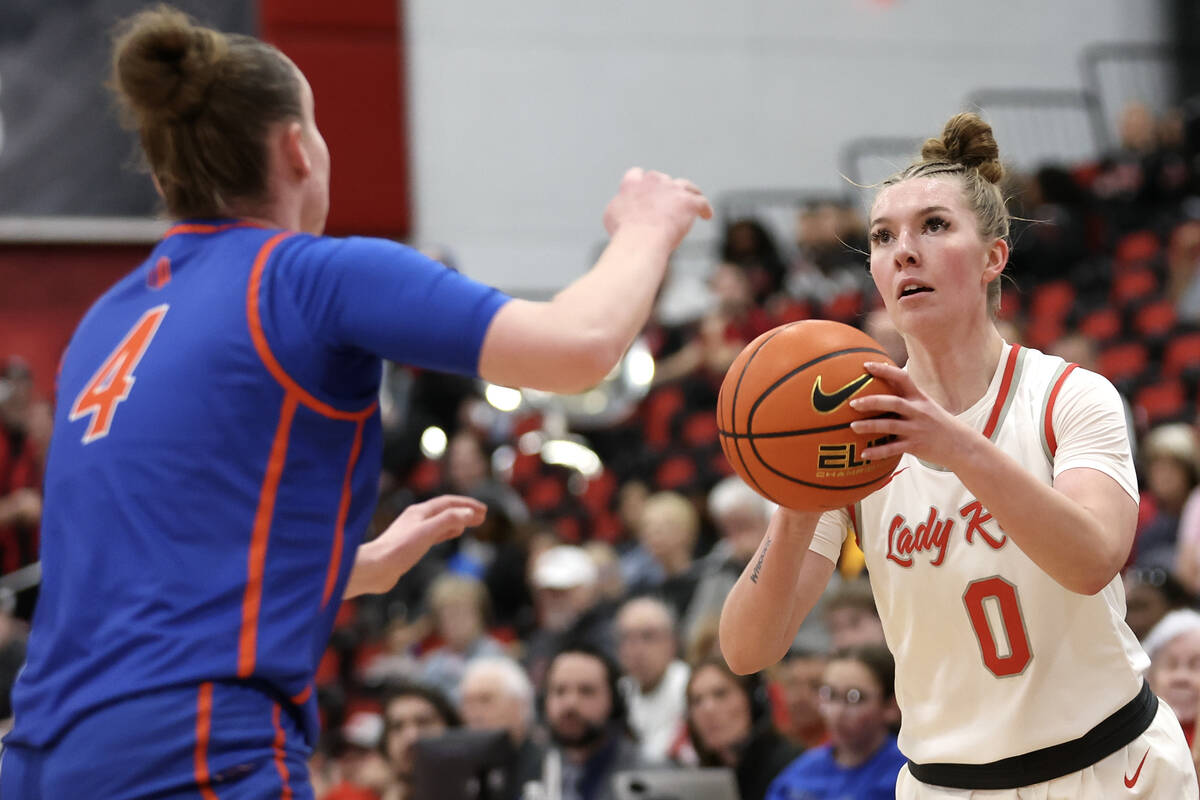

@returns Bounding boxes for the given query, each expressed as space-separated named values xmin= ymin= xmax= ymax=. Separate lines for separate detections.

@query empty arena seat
xmin=1097 ymin=341 xmax=1150 ymax=385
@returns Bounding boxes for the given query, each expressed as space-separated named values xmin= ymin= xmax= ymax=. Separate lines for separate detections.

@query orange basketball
xmin=717 ymin=320 xmax=902 ymax=512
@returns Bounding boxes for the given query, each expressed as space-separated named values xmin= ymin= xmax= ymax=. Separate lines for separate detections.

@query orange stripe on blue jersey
xmin=246 ymin=233 xmax=377 ymax=422
xmin=271 ymin=703 xmax=294 ymax=800
xmin=239 ymin=393 xmax=299 ymax=678
xmin=194 ymin=682 xmax=220 ymax=800
xmin=322 ymin=418 xmax=368 ymax=610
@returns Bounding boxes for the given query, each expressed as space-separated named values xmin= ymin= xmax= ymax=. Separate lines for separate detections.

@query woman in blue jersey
xmin=1 ymin=6 xmax=710 ymax=800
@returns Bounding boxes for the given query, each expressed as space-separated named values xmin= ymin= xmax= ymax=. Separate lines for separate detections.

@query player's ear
xmin=982 ymin=237 xmax=1008 ymax=284
xmin=279 ymin=120 xmax=311 ymax=179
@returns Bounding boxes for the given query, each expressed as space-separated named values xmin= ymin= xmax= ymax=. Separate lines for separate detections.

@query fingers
xmin=859 ymin=440 xmax=908 ymax=462
xmin=413 ymin=494 xmax=487 ymax=517
xmin=850 ymin=394 xmax=906 ymax=416
xmin=863 ymin=361 xmax=917 ymax=395
xmin=424 ymin=506 xmax=483 ymax=543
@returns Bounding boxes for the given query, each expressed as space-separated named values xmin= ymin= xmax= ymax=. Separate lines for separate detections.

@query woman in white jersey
xmin=719 ymin=113 xmax=1198 ymax=798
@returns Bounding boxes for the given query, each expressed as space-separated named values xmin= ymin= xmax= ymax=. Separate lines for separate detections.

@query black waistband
xmin=906 ymin=680 xmax=1158 ymax=790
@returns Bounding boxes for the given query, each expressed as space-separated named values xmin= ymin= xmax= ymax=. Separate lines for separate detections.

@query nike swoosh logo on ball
xmin=811 ymin=373 xmax=874 ymax=413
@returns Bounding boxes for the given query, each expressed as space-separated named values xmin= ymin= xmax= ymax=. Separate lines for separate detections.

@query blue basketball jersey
xmin=6 ymin=220 xmax=510 ymax=749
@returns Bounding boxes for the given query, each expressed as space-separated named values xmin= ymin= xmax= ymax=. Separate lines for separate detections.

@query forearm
xmin=343 ymin=538 xmax=425 ymax=600
xmin=546 ymin=223 xmax=675 ymax=367
xmin=719 ymin=510 xmax=825 ymax=674
xmin=951 ymin=436 xmax=1130 ymax=595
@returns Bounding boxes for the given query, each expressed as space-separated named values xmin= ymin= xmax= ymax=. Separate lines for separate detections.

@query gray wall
xmin=406 ymin=0 xmax=1167 ymax=294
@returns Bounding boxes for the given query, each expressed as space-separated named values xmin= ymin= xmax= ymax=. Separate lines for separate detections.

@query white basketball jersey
xmin=810 ymin=343 xmax=1146 ymax=765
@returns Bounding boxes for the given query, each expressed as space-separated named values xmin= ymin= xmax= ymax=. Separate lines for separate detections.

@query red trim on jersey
xmin=246 ymin=232 xmax=378 ymax=422
xmin=846 ymin=504 xmax=860 ymax=550
xmin=164 ymin=220 xmax=261 ymax=238
xmin=239 ymin=393 xmax=299 ymax=677
xmin=272 ymin=703 xmax=295 ymax=800
xmin=194 ymin=682 xmax=219 ymax=800
xmin=290 ymin=684 xmax=313 ymax=705
xmin=1044 ymin=363 xmax=1080 ymax=458
xmin=322 ymin=418 xmax=367 ymax=609
xmin=981 ymin=345 xmax=1021 ymax=439
xmin=147 ymin=256 xmax=172 ymax=290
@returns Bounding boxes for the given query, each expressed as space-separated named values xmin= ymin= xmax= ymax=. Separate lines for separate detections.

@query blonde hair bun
xmin=920 ymin=112 xmax=1004 ymax=184
xmin=112 ymin=5 xmax=228 ymax=123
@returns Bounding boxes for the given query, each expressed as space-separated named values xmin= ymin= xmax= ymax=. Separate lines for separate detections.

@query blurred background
xmin=6 ymin=1 xmax=1200 ymax=798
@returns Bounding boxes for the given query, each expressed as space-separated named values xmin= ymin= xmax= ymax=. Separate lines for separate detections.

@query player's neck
xmin=903 ymin=323 xmax=1005 ymax=415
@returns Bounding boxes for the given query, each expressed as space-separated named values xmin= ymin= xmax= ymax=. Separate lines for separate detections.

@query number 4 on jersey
xmin=69 ymin=305 xmax=169 ymax=444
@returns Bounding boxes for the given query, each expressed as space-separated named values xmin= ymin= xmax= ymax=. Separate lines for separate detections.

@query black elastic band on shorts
xmin=906 ymin=680 xmax=1157 ymax=790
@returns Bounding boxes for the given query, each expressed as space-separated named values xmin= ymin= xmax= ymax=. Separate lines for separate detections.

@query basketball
xmin=717 ymin=320 xmax=902 ymax=512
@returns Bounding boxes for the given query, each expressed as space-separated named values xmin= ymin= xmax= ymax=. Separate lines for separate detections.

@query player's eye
xmin=924 ymin=215 xmax=949 ymax=233
xmin=869 ymin=229 xmax=892 ymax=246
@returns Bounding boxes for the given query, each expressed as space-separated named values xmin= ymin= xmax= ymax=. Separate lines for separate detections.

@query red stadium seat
xmin=1132 ymin=299 xmax=1178 ymax=339
xmin=523 ymin=474 xmax=566 ymax=513
xmin=655 ymin=454 xmax=698 ymax=491
xmin=1097 ymin=341 xmax=1150 ymax=385
xmin=1029 ymin=281 xmax=1076 ymax=323
xmin=1078 ymin=307 xmax=1123 ymax=344
xmin=1110 ymin=269 xmax=1159 ymax=308
xmin=642 ymin=386 xmax=685 ymax=449
xmin=1114 ymin=230 xmax=1161 ymax=267
xmin=1023 ymin=316 xmax=1065 ymax=352
xmin=1164 ymin=331 xmax=1200 ymax=377
xmin=822 ymin=290 xmax=864 ymax=324
xmin=1135 ymin=379 xmax=1189 ymax=426
xmin=682 ymin=410 xmax=720 ymax=447
xmin=580 ymin=469 xmax=617 ymax=515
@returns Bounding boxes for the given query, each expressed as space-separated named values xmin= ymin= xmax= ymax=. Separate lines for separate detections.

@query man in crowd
xmin=459 ymin=656 xmax=547 ymax=799
xmin=544 ymin=644 xmax=651 ymax=800
xmin=615 ymin=596 xmax=689 ymax=761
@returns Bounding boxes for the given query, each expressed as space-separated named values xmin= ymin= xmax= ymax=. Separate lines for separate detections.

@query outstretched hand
xmin=848 ymin=361 xmax=981 ymax=471
xmin=352 ymin=495 xmax=486 ymax=596
xmin=603 ymin=168 xmax=713 ymax=249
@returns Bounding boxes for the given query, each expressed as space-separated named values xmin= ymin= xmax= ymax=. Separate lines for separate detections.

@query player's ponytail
xmin=109 ymin=5 xmax=302 ymax=219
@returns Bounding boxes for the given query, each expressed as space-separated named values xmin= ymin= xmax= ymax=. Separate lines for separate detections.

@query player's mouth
xmin=897 ymin=280 xmax=933 ymax=301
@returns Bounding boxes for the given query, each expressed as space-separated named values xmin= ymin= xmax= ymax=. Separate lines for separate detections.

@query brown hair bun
xmin=920 ymin=112 xmax=1004 ymax=184
xmin=112 ymin=5 xmax=228 ymax=124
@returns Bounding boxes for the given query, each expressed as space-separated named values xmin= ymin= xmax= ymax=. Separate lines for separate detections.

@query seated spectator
xmin=0 ymin=357 xmax=47 ymax=577
xmin=824 ymin=577 xmax=886 ymax=650
xmin=685 ymin=478 xmax=787 ymax=648
xmin=1144 ymin=609 xmax=1200 ymax=746
xmin=653 ymin=263 xmax=771 ymax=387
xmin=379 ymin=680 xmax=462 ymax=800
xmin=419 ymin=574 xmax=509 ymax=700
xmin=765 ymin=645 xmax=905 ymax=800
xmin=616 ymin=596 xmax=690 ymax=762
xmin=1167 ymin=220 xmax=1200 ymax=323
xmin=459 ymin=656 xmax=546 ymax=800
xmin=543 ymin=644 xmax=650 ymax=800
xmin=626 ymin=492 xmax=700 ymax=617
xmin=1124 ymin=565 xmax=1195 ymax=641
xmin=1135 ymin=423 xmax=1200 ymax=568
xmin=523 ymin=545 xmax=615 ymax=688
xmin=443 ymin=430 xmax=529 ymax=524
xmin=771 ymin=646 xmax=828 ymax=749
xmin=686 ymin=657 xmax=800 ymax=800
xmin=721 ymin=217 xmax=789 ymax=301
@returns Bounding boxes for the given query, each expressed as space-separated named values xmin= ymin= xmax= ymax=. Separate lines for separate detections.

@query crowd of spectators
xmin=7 ymin=99 xmax=1200 ymax=797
